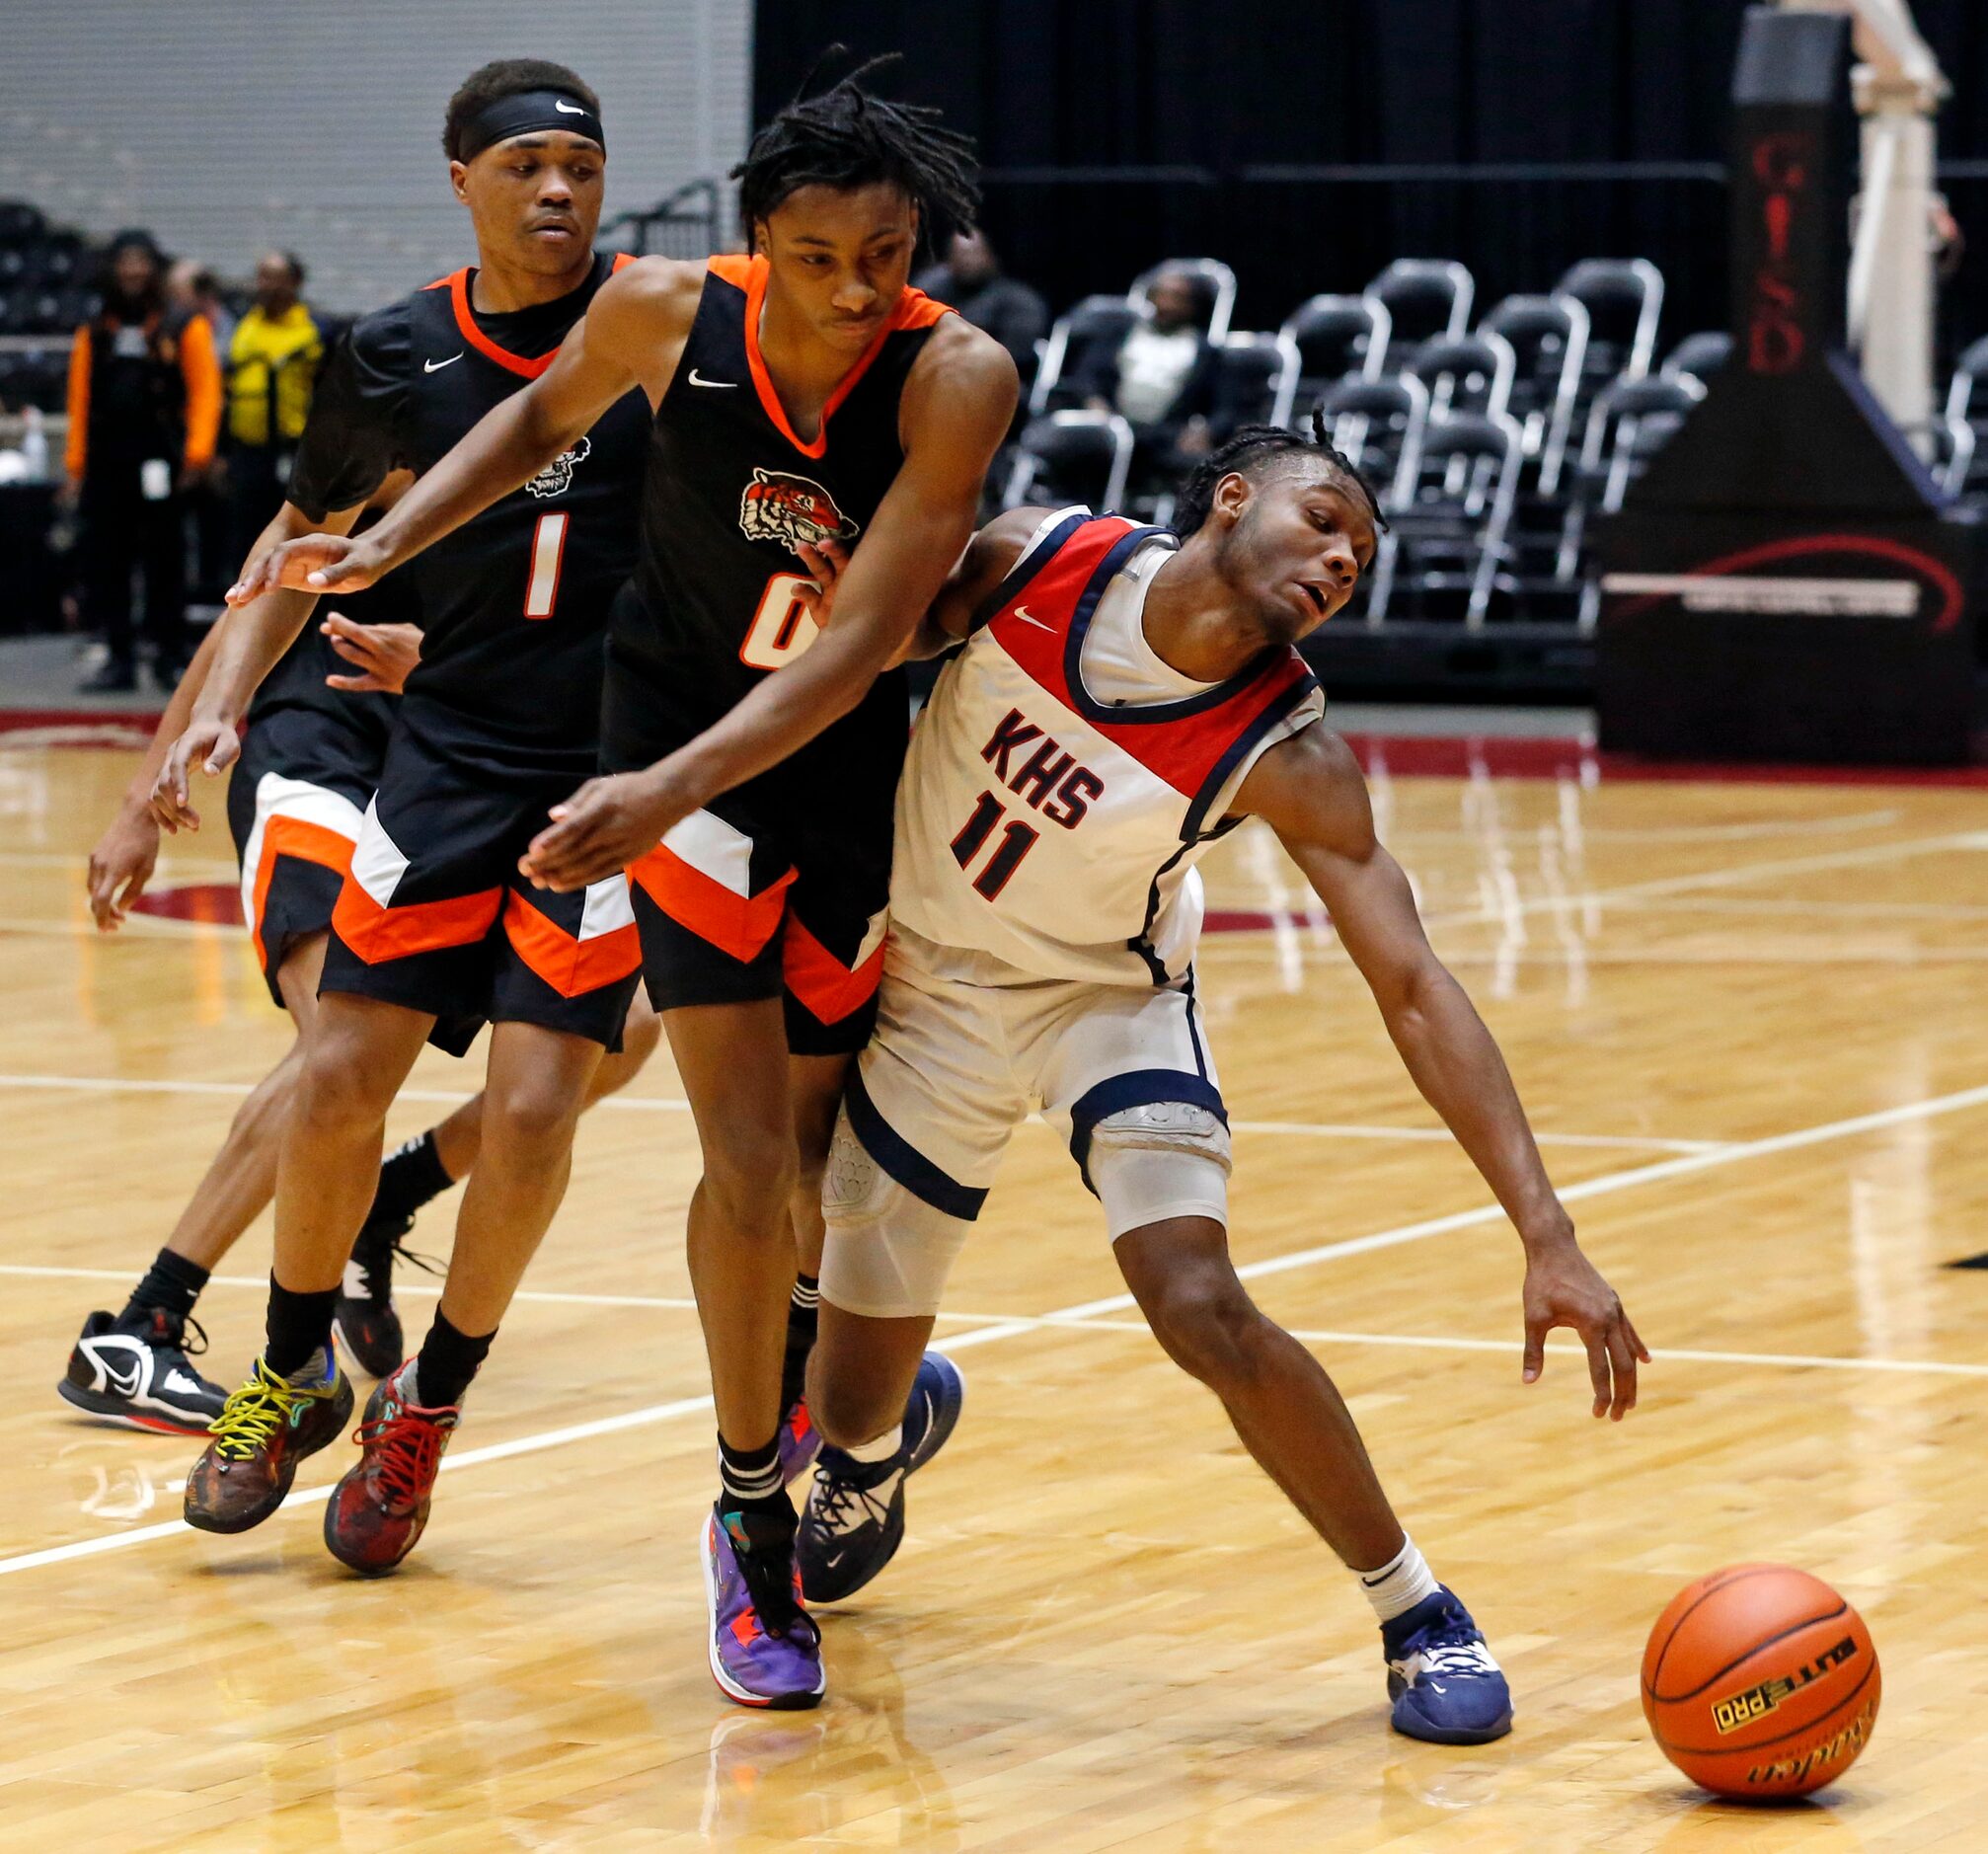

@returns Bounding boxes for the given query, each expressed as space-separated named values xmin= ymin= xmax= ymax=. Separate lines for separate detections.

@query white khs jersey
xmin=893 ymin=510 xmax=1325 ymax=985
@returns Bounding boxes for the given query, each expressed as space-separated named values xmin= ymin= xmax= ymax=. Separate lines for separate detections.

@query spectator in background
xmin=1068 ymin=264 xmax=1220 ymax=481
xmin=64 ymin=229 xmax=221 ymax=691
xmin=915 ymin=229 xmax=1047 ymax=379
xmin=166 ymin=260 xmax=236 ymax=355
xmin=223 ymin=251 xmax=322 ymax=564
xmin=166 ymin=261 xmax=235 ymax=601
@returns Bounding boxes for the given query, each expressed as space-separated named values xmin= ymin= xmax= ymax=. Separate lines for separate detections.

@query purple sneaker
xmin=700 ymin=1506 xmax=825 ymax=1710
xmin=778 ymin=1397 xmax=822 ymax=1488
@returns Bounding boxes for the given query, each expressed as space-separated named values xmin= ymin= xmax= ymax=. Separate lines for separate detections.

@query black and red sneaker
xmin=58 ymin=1306 xmax=225 ymax=1435
xmin=184 ymin=1352 xmax=353 ymax=1534
xmin=322 ymin=1361 xmax=458 ymax=1576
xmin=333 ymin=1214 xmax=410 ymax=1379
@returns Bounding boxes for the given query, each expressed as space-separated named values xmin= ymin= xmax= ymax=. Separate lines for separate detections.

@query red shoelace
xmin=354 ymin=1407 xmax=450 ymax=1507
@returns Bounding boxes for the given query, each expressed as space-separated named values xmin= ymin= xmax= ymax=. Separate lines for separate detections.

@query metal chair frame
xmin=1029 ymin=294 xmax=1150 ymax=418
xmin=1127 ymin=258 xmax=1238 ymax=344
xmin=1001 ymin=409 xmax=1136 ymax=516
xmin=1366 ymin=259 xmax=1475 ymax=346
xmin=1557 ymin=257 xmax=1665 ymax=381
xmin=1479 ymin=294 xmax=1590 ymax=496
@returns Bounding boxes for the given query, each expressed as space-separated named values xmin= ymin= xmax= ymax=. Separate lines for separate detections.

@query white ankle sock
xmin=1357 ymin=1535 xmax=1440 ymax=1624
xmin=842 ymin=1423 xmax=902 ymax=1465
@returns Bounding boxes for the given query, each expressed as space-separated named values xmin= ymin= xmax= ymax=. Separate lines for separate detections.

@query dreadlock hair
xmin=1171 ymin=408 xmax=1387 ymax=539
xmin=732 ymin=50 xmax=980 ymax=249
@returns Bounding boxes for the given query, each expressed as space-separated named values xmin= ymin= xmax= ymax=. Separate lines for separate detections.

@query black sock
xmin=121 ymin=1248 xmax=209 ymax=1326
xmin=717 ymin=1432 xmax=788 ymax=1518
xmin=413 ymin=1308 xmax=494 ymax=1409
xmin=266 ymin=1275 xmax=338 ymax=1377
xmin=779 ymin=1275 xmax=820 ymax=1417
xmin=365 ymin=1129 xmax=457 ymax=1234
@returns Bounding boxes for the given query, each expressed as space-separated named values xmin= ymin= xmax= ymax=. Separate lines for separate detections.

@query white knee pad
xmin=818 ymin=1116 xmax=972 ymax=1320
xmin=1087 ymin=1101 xmax=1232 ymax=1242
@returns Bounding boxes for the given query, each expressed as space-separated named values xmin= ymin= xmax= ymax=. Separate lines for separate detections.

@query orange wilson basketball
xmin=1642 ymin=1565 xmax=1880 ymax=1799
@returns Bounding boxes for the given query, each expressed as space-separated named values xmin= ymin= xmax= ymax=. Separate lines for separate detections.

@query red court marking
xmin=0 ymin=708 xmax=161 ymax=747
xmin=131 ymin=884 xmax=244 ymax=926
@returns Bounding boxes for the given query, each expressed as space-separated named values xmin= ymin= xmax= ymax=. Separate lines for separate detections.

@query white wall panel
xmin=0 ymin=1 xmax=750 ymax=308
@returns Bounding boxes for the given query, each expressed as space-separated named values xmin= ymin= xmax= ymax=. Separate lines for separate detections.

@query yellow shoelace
xmin=207 ymin=1358 xmax=311 ymax=1460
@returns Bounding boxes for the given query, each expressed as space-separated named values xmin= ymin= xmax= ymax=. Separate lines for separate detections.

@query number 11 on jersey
xmin=524 ymin=511 xmax=568 ymax=619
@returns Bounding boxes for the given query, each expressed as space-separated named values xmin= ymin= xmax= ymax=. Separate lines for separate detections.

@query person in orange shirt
xmin=66 ymin=229 xmax=222 ymax=691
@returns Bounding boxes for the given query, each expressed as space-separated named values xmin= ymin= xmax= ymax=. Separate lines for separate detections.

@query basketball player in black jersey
xmin=154 ymin=61 xmax=661 ymax=1574
xmin=66 ymin=554 xmax=656 ymax=1436
xmin=243 ymin=63 xmax=1019 ymax=1705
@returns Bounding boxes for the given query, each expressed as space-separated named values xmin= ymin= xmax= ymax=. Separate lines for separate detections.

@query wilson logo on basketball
xmin=738 ymin=468 xmax=861 ymax=551
xmin=526 ymin=435 xmax=591 ymax=499
xmin=1712 ymin=1635 xmax=1859 ymax=1734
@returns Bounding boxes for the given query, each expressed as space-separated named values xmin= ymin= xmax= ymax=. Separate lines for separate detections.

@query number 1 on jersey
xmin=524 ymin=511 xmax=568 ymax=620
xmin=951 ymin=791 xmax=1039 ymax=900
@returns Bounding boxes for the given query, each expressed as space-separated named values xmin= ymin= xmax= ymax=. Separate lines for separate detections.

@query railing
xmin=604 ymin=178 xmax=723 ymax=261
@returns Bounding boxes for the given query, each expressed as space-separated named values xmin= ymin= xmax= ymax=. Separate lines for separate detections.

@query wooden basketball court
xmin=6 ymin=726 xmax=1987 ymax=1849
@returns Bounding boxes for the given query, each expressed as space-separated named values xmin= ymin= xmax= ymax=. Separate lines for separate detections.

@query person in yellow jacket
xmin=66 ymin=229 xmax=222 ymax=691
xmin=225 ymin=252 xmax=324 ymax=563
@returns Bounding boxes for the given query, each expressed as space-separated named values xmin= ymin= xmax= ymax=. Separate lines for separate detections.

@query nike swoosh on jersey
xmin=1012 ymin=607 xmax=1054 ymax=631
xmin=688 ymin=369 xmax=738 ymax=389
xmin=424 ymin=353 xmax=464 ymax=373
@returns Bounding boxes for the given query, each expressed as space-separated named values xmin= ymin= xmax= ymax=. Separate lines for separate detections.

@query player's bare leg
xmin=58 ymin=935 xmax=329 ymax=1434
xmin=430 ymin=1022 xmax=605 ymax=1336
xmin=179 ymin=993 xmax=429 ymax=1532
xmin=323 ymin=1020 xmax=606 ymax=1575
xmin=335 ymin=992 xmax=660 ymax=1373
xmin=666 ymin=1000 xmax=844 ymax=1708
xmin=1112 ymin=1216 xmax=1406 ymax=1566
xmin=1110 ymin=1214 xmax=1510 ymax=1742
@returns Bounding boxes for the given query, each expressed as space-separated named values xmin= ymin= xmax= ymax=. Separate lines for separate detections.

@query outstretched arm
xmin=1236 ymin=724 xmax=1650 ymax=1419
xmin=151 ymin=499 xmax=365 ymax=830
xmin=228 ymin=261 xmax=698 ymax=603
xmin=521 ymin=321 xmax=1018 ymax=889
xmin=86 ymin=615 xmax=230 ymax=927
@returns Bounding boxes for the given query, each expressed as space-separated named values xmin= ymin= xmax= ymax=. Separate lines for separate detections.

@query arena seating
xmin=0 ymin=201 xmax=92 ymax=417
xmin=6 ymin=186 xmax=1987 ymax=646
xmin=1003 ymin=250 xmax=1988 ymax=640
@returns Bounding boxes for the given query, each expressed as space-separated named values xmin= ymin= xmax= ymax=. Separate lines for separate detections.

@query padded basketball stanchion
xmin=1595 ymin=5 xmax=1982 ymax=766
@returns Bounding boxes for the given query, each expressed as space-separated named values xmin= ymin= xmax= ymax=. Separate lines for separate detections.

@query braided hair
xmin=1172 ymin=408 xmax=1385 ymax=539
xmin=732 ymin=51 xmax=980 ymax=247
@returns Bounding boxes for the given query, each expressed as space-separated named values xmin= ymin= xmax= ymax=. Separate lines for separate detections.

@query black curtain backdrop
xmin=752 ymin=0 xmax=1988 ymax=362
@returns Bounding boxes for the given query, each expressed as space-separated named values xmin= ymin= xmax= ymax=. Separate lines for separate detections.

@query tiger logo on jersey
xmin=738 ymin=468 xmax=861 ymax=550
xmin=526 ymin=434 xmax=591 ymax=499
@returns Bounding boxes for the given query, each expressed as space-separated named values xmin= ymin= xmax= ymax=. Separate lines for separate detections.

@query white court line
xmin=8 ymin=1077 xmax=1988 ymax=1576
xmin=1417 ymin=828 xmax=1988 ymax=932
xmin=0 ymin=1393 xmax=718 ymax=1578
xmin=14 ymin=1265 xmax=1982 ymax=1377
xmin=0 ymin=1072 xmax=1717 ymax=1153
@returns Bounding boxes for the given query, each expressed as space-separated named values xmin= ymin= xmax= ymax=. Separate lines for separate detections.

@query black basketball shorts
xmin=321 ymin=699 xmax=640 ymax=1055
xmin=227 ymin=702 xmax=390 ymax=1007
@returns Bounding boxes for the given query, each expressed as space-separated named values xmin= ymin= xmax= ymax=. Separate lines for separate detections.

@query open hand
xmin=518 ymin=771 xmax=684 ymax=892
xmin=87 ymin=801 xmax=160 ymax=930
xmin=150 ymin=718 xmax=241 ymax=832
xmin=1521 ymin=1233 xmax=1649 ymax=1421
xmin=323 ymin=613 xmax=421 ymax=694
xmin=228 ymin=531 xmax=391 ymax=605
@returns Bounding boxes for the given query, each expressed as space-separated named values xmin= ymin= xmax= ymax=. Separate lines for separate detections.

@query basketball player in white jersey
xmin=791 ymin=419 xmax=1648 ymax=1745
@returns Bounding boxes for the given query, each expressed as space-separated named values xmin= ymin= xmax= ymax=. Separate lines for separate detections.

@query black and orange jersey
xmin=610 ymin=254 xmax=953 ymax=743
xmin=288 ymin=251 xmax=647 ymax=769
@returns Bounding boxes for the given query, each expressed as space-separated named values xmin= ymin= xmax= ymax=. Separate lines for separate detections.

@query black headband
xmin=459 ymin=90 xmax=605 ymax=162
